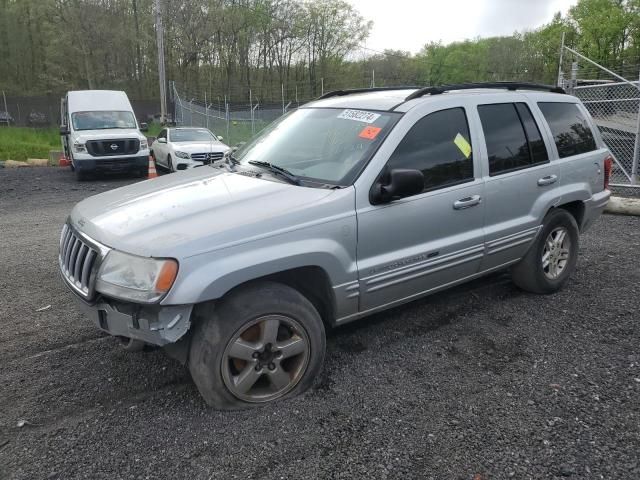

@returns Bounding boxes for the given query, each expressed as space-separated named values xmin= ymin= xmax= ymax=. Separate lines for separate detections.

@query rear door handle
xmin=537 ymin=174 xmax=558 ymax=186
xmin=453 ymin=195 xmax=482 ymax=210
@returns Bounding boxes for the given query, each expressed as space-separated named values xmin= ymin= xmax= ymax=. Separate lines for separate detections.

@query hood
xmin=70 ymin=167 xmax=339 ymax=258
xmin=171 ymin=141 xmax=229 ymax=153
xmin=72 ymin=128 xmax=145 ymax=142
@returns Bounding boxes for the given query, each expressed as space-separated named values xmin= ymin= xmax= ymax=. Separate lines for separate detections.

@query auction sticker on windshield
xmin=338 ymin=109 xmax=381 ymax=124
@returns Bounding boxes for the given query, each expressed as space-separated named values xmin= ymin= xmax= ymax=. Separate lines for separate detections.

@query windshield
xmin=71 ymin=111 xmax=137 ymax=131
xmin=234 ymin=107 xmax=399 ymax=185
xmin=170 ymin=129 xmax=216 ymax=142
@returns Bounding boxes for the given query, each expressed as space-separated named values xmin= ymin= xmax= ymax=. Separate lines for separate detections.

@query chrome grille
xmin=191 ymin=152 xmax=224 ymax=164
xmin=59 ymin=224 xmax=99 ymax=298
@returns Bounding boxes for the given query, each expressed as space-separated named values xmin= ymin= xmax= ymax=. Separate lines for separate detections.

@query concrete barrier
xmin=3 ymin=160 xmax=28 ymax=168
xmin=26 ymin=158 xmax=49 ymax=167
xmin=605 ymin=196 xmax=640 ymax=216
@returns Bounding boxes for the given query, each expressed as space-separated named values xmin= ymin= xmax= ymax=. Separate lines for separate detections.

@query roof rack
xmin=405 ymin=82 xmax=565 ymax=101
xmin=318 ymin=86 xmax=421 ymax=100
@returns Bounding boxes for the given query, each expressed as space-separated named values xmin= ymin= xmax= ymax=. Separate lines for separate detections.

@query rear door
xmin=476 ymin=99 xmax=559 ymax=271
xmin=356 ymin=105 xmax=486 ymax=312
xmin=537 ymin=101 xmax=605 ymax=195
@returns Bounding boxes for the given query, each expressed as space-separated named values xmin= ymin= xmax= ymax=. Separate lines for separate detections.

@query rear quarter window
xmin=538 ymin=102 xmax=597 ymax=158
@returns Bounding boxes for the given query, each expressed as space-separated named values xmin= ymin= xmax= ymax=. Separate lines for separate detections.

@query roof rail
xmin=318 ymin=86 xmax=421 ymax=100
xmin=405 ymin=82 xmax=566 ymax=101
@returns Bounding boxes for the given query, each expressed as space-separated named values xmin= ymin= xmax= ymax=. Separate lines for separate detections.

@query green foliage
xmin=0 ymin=127 xmax=60 ymax=161
xmin=0 ymin=0 xmax=638 ymax=101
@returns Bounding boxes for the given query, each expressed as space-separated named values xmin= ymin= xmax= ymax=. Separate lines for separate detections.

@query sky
xmin=348 ymin=0 xmax=578 ymax=54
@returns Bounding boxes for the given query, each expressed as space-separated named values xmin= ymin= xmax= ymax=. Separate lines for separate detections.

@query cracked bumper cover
xmin=74 ymin=295 xmax=193 ymax=346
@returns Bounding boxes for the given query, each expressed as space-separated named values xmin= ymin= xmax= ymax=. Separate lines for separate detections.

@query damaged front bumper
xmin=73 ymin=295 xmax=193 ymax=346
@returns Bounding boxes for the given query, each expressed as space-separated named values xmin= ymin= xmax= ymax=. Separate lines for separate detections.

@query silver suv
xmin=59 ymin=83 xmax=612 ymax=409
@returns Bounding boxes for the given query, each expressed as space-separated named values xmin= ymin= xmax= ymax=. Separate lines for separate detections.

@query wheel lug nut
xmin=268 ymin=363 xmax=276 ymax=371
xmin=252 ymin=352 xmax=259 ymax=359
xmin=255 ymin=365 xmax=261 ymax=371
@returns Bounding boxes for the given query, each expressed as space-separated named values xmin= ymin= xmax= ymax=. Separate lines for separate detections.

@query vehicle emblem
xmin=110 ymin=144 xmax=118 ymax=151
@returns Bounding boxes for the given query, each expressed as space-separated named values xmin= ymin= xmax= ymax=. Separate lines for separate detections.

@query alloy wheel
xmin=542 ymin=226 xmax=571 ymax=279
xmin=221 ymin=315 xmax=310 ymax=403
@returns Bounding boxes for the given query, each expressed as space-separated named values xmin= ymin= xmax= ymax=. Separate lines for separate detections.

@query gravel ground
xmin=1 ymin=167 xmax=639 ymax=480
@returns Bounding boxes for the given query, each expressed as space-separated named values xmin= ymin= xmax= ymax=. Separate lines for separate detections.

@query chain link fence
xmin=573 ymin=80 xmax=640 ymax=188
xmin=559 ymin=46 xmax=640 ymax=190
xmin=171 ymin=82 xmax=302 ymax=146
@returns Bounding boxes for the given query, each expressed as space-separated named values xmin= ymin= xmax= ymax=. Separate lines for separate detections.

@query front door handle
xmin=537 ymin=174 xmax=558 ymax=186
xmin=453 ymin=195 xmax=482 ymax=210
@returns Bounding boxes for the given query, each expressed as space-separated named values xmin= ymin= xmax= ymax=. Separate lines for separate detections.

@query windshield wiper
xmin=248 ymin=161 xmax=301 ymax=185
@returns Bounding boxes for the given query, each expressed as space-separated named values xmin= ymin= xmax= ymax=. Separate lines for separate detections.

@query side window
xmin=538 ymin=102 xmax=597 ymax=158
xmin=158 ymin=129 xmax=167 ymax=140
xmin=478 ymin=103 xmax=549 ymax=176
xmin=387 ymin=108 xmax=474 ymax=192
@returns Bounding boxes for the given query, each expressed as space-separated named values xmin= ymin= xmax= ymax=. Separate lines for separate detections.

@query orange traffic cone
xmin=147 ymin=155 xmax=158 ymax=179
xmin=59 ymin=155 xmax=71 ymax=167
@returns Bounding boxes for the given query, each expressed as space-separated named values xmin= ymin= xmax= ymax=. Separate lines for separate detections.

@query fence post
xmin=249 ymin=89 xmax=254 ymax=135
xmin=205 ymin=91 xmax=209 ymax=130
xmin=225 ymin=95 xmax=230 ymax=144
xmin=632 ymin=72 xmax=640 ymax=185
xmin=281 ymin=83 xmax=285 ymax=115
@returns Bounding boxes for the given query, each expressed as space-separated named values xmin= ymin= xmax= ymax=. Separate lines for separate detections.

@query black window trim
xmin=374 ymin=106 xmax=476 ymax=198
xmin=478 ymin=101 xmax=550 ymax=178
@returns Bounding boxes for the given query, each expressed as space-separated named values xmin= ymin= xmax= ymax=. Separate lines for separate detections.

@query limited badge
xmin=454 ymin=133 xmax=472 ymax=159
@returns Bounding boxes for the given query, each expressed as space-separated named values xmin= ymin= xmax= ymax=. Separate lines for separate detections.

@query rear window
xmin=538 ymin=102 xmax=597 ymax=158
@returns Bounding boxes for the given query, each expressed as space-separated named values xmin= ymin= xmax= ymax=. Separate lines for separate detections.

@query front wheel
xmin=189 ymin=282 xmax=326 ymax=409
xmin=167 ymin=155 xmax=173 ymax=172
xmin=511 ymin=208 xmax=579 ymax=294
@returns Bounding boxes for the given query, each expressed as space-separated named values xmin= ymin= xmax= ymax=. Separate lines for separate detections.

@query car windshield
xmin=71 ymin=111 xmax=137 ymax=131
xmin=171 ymin=129 xmax=216 ymax=142
xmin=234 ymin=107 xmax=400 ymax=185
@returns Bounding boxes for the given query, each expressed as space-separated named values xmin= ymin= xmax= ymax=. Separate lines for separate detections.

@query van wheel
xmin=189 ymin=282 xmax=326 ymax=409
xmin=511 ymin=209 xmax=579 ymax=294
xmin=75 ymin=168 xmax=87 ymax=181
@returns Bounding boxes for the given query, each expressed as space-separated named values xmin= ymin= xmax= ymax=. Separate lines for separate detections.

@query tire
xmin=167 ymin=155 xmax=173 ymax=172
xmin=511 ymin=208 xmax=579 ymax=294
xmin=75 ymin=167 xmax=88 ymax=181
xmin=189 ymin=281 xmax=326 ymax=409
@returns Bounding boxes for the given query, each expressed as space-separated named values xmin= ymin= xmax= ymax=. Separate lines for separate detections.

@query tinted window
xmin=479 ymin=103 xmax=548 ymax=176
xmin=538 ymin=102 xmax=597 ymax=158
xmin=387 ymin=108 xmax=474 ymax=192
xmin=515 ymin=103 xmax=548 ymax=165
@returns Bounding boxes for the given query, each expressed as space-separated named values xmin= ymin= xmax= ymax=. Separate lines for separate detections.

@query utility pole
xmin=155 ymin=0 xmax=167 ymax=124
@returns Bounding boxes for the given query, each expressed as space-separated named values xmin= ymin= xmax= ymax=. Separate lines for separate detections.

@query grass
xmin=0 ymin=127 xmax=61 ymax=162
xmin=0 ymin=121 xmax=268 ymax=163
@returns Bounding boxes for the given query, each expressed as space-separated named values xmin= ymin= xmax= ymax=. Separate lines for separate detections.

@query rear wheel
xmin=189 ymin=282 xmax=326 ymax=409
xmin=511 ymin=209 xmax=579 ymax=294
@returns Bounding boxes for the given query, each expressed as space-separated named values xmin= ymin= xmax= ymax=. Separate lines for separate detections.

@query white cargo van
xmin=60 ymin=90 xmax=150 ymax=180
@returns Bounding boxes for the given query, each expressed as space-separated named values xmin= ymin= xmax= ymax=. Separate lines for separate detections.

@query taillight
xmin=603 ymin=155 xmax=613 ymax=190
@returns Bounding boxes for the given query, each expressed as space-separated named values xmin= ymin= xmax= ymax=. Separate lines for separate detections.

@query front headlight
xmin=95 ymin=251 xmax=178 ymax=303
xmin=73 ymin=142 xmax=86 ymax=153
xmin=175 ymin=151 xmax=191 ymax=159
xmin=140 ymin=139 xmax=148 ymax=150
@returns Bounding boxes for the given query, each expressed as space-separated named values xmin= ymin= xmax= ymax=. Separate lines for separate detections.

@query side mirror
xmin=157 ymin=137 xmax=167 ymax=144
xmin=217 ymin=135 xmax=224 ymax=141
xmin=370 ymin=168 xmax=424 ymax=205
xmin=140 ymin=122 xmax=149 ymax=132
xmin=59 ymin=124 xmax=69 ymax=136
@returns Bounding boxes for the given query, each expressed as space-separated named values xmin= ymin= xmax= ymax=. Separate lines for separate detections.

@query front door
xmin=356 ymin=107 xmax=486 ymax=312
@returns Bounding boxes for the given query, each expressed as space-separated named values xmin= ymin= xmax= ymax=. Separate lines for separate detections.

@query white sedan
xmin=152 ymin=127 xmax=230 ymax=172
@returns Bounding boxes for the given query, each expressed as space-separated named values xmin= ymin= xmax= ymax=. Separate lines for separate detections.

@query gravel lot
xmin=1 ymin=166 xmax=639 ymax=480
